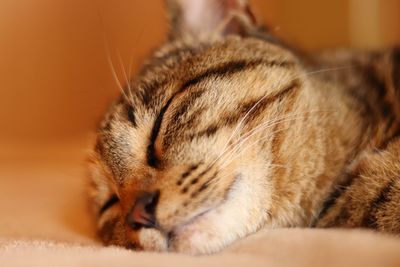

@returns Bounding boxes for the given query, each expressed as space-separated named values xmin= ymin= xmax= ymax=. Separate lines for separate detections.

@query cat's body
xmin=88 ymin=0 xmax=400 ymax=255
xmin=311 ymin=49 xmax=400 ymax=231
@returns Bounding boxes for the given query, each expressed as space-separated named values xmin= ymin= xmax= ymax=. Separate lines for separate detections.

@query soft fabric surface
xmin=1 ymin=139 xmax=400 ymax=266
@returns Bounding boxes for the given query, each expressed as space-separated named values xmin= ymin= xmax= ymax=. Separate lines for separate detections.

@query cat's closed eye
xmin=99 ymin=194 xmax=119 ymax=215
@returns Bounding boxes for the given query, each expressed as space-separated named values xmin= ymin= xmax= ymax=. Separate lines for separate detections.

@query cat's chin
xmin=167 ymin=209 xmax=218 ymax=255
xmin=138 ymin=212 xmax=220 ymax=255
xmin=137 ymin=209 xmax=226 ymax=255
xmin=139 ymin=177 xmax=247 ymax=255
xmin=137 ymin=177 xmax=248 ymax=254
xmin=137 ymin=228 xmax=168 ymax=252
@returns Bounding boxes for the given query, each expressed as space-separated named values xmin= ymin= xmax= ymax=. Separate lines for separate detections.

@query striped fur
xmin=87 ymin=0 xmax=400 ymax=255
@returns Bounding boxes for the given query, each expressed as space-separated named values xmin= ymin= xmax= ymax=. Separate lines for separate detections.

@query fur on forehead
xmin=166 ymin=0 xmax=259 ymax=40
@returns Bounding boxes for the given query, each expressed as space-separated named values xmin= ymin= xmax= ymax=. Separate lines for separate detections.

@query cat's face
xmin=88 ymin=0 xmax=302 ymax=254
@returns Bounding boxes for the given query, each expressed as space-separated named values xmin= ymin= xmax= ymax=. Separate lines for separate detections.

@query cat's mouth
xmin=164 ymin=207 xmax=217 ymax=253
xmin=136 ymin=175 xmax=241 ymax=253
xmin=168 ymin=207 xmax=214 ymax=239
xmin=165 ymin=175 xmax=242 ymax=253
xmin=168 ymin=176 xmax=240 ymax=239
xmin=134 ymin=208 xmax=216 ymax=252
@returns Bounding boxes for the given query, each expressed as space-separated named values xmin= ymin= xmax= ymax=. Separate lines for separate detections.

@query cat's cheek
xmin=170 ymin=227 xmax=221 ymax=255
xmin=169 ymin=214 xmax=231 ymax=255
xmin=170 ymin=176 xmax=267 ymax=255
xmin=138 ymin=229 xmax=168 ymax=252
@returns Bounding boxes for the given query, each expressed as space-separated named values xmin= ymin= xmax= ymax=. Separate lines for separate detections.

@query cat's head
xmin=88 ymin=0 xmax=303 ymax=255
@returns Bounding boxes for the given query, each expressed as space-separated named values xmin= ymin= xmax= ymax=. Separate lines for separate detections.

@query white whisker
xmin=104 ymin=45 xmax=132 ymax=105
xmin=116 ymin=48 xmax=134 ymax=103
xmin=128 ymin=29 xmax=144 ymax=80
xmin=218 ymin=111 xmax=329 ymax=166
xmin=210 ymin=127 xmax=289 ymax=185
xmin=207 ymin=65 xmax=353 ymax=169
xmin=218 ymin=115 xmax=306 ymax=169
xmin=96 ymin=7 xmax=133 ymax=105
xmin=211 ymin=109 xmax=333 ymax=184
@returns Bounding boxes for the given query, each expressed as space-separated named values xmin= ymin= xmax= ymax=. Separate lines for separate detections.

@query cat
xmin=87 ymin=0 xmax=400 ymax=255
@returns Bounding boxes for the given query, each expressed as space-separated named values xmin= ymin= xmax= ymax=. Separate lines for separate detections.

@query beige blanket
xmin=1 ymin=139 xmax=400 ymax=267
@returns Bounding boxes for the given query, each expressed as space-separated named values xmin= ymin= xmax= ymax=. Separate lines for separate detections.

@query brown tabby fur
xmin=87 ymin=0 xmax=400 ymax=255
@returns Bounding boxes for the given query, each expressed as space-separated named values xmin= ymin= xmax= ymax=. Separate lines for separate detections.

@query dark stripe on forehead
xmin=169 ymin=89 xmax=206 ymax=123
xmin=162 ymin=90 xmax=207 ymax=148
xmin=182 ymin=59 xmax=294 ymax=89
xmin=187 ymin=80 xmax=300 ymax=141
xmin=135 ymin=46 xmax=204 ymax=108
xmin=139 ymin=59 xmax=294 ymax=108
xmin=146 ymin=59 xmax=294 ymax=168
xmin=246 ymin=80 xmax=301 ymax=118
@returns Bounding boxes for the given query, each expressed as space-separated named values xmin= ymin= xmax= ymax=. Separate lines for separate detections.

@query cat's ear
xmin=166 ymin=0 xmax=259 ymax=40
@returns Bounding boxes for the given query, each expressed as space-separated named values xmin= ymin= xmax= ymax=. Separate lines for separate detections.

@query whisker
xmin=217 ymin=116 xmax=290 ymax=162
xmin=208 ymin=94 xmax=265 ymax=168
xmin=213 ymin=110 xmax=333 ymax=183
xmin=206 ymin=161 xmax=288 ymax=188
xmin=210 ymin=127 xmax=290 ymax=185
xmin=218 ymin=111 xmax=329 ymax=166
xmin=116 ymin=48 xmax=134 ymax=103
xmin=95 ymin=7 xmax=132 ymax=105
xmin=104 ymin=43 xmax=132 ymax=104
xmin=128 ymin=29 xmax=144 ymax=80
xmin=221 ymin=126 xmax=288 ymax=169
xmin=303 ymin=65 xmax=356 ymax=77
xmin=219 ymin=119 xmax=298 ymax=169
xmin=206 ymin=65 xmax=353 ymax=169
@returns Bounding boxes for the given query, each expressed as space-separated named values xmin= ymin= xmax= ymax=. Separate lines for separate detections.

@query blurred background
xmin=0 ymin=0 xmax=399 ymax=145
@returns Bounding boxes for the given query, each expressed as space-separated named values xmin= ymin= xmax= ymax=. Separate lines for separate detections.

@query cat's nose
xmin=126 ymin=191 xmax=160 ymax=230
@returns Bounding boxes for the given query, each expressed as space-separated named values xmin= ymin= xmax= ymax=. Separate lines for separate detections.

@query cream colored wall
xmin=381 ymin=0 xmax=400 ymax=45
xmin=349 ymin=0 xmax=400 ymax=49
xmin=0 ymin=0 xmax=166 ymax=142
xmin=259 ymin=0 xmax=350 ymax=49
xmin=0 ymin=0 xmax=398 ymax=143
xmin=349 ymin=0 xmax=382 ymax=48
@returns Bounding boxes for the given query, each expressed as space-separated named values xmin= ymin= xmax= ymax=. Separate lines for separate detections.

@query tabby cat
xmin=87 ymin=0 xmax=400 ymax=255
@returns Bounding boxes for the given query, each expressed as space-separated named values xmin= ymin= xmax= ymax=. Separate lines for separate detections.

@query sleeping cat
xmin=87 ymin=0 xmax=400 ymax=255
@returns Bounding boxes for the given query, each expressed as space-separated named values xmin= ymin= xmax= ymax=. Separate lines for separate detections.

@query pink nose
xmin=126 ymin=191 xmax=159 ymax=230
